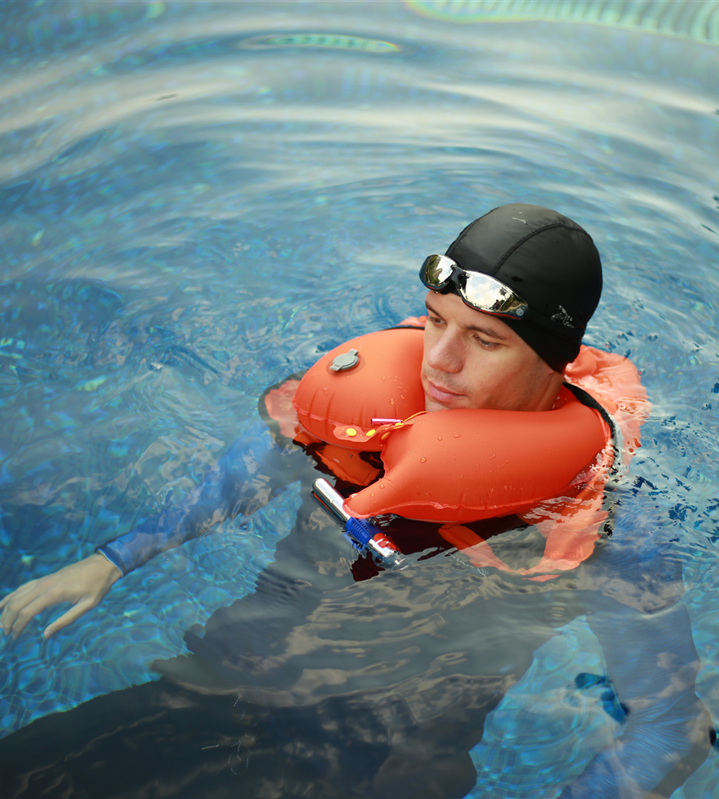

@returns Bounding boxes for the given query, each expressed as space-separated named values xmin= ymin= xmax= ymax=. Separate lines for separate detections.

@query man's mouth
xmin=425 ymin=379 xmax=464 ymax=404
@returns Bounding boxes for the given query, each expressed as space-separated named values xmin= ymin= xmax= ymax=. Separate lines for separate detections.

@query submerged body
xmin=0 ymin=437 xmax=709 ymax=799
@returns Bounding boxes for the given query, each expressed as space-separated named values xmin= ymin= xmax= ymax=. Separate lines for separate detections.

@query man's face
xmin=421 ymin=290 xmax=561 ymax=412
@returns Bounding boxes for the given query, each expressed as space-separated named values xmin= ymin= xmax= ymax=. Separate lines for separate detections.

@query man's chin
xmin=422 ymin=376 xmax=469 ymax=411
xmin=424 ymin=393 xmax=464 ymax=412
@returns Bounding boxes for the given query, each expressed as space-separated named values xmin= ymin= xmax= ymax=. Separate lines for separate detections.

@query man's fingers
xmin=1 ymin=587 xmax=40 ymax=635
xmin=2 ymin=579 xmax=74 ymax=637
xmin=6 ymin=592 xmax=62 ymax=639
xmin=44 ymin=599 xmax=96 ymax=639
xmin=1 ymin=579 xmax=39 ymax=611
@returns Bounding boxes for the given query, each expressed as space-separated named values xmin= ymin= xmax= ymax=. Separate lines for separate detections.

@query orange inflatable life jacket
xmin=265 ymin=325 xmax=650 ymax=578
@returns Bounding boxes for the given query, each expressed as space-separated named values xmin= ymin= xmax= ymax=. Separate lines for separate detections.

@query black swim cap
xmin=445 ymin=203 xmax=602 ymax=372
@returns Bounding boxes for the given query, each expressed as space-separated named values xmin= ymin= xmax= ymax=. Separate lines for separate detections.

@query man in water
xmin=1 ymin=203 xmax=595 ymax=637
xmin=0 ymin=204 xmax=712 ymax=798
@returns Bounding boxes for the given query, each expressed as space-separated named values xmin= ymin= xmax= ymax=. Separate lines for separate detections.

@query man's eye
xmin=474 ymin=335 xmax=498 ymax=349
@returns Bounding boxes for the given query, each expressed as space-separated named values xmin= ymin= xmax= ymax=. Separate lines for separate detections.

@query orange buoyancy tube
xmin=294 ymin=327 xmax=611 ymax=520
xmin=278 ymin=325 xmax=649 ymax=576
xmin=343 ymin=389 xmax=607 ymax=521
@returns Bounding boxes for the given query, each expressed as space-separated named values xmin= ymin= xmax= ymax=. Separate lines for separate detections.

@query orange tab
xmin=264 ymin=380 xmax=302 ymax=440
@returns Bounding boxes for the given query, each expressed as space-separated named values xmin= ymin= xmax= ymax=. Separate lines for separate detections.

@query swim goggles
xmin=419 ymin=254 xmax=528 ymax=319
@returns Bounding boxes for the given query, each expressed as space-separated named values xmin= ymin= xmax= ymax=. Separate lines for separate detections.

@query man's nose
xmin=425 ymin=330 xmax=464 ymax=373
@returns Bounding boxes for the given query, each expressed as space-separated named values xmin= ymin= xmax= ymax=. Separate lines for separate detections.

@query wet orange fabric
xmin=344 ymin=385 xmax=608 ymax=521
xmin=264 ymin=379 xmax=382 ymax=487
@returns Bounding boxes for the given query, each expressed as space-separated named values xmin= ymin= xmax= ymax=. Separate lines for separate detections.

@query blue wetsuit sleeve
xmin=96 ymin=422 xmax=298 ymax=576
xmin=560 ymin=538 xmax=710 ymax=798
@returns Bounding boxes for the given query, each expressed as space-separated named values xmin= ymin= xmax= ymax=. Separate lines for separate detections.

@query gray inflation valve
xmin=330 ymin=349 xmax=359 ymax=371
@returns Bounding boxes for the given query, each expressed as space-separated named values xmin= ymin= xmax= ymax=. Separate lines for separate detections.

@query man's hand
xmin=0 ymin=553 xmax=122 ymax=640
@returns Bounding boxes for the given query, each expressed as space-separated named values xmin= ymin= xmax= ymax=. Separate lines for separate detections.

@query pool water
xmin=1 ymin=1 xmax=719 ymax=797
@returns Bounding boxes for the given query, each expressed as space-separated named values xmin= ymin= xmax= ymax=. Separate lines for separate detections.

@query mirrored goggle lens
xmin=419 ymin=254 xmax=455 ymax=288
xmin=420 ymin=254 xmax=528 ymax=319
xmin=463 ymin=272 xmax=527 ymax=318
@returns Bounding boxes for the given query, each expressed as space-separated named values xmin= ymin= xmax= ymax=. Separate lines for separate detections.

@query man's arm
xmin=562 ymin=601 xmax=711 ymax=799
xmin=1 ymin=423 xmax=297 ymax=639
xmin=96 ymin=424 xmax=295 ymax=575
xmin=561 ymin=532 xmax=712 ymax=798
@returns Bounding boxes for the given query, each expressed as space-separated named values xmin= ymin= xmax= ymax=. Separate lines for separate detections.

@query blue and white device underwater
xmin=311 ymin=478 xmax=405 ymax=567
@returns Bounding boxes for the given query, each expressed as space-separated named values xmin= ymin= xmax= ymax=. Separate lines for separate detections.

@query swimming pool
xmin=1 ymin=1 xmax=719 ymax=796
